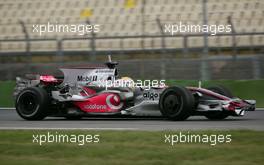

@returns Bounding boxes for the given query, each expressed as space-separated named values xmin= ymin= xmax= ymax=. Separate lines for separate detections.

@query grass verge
xmin=0 ymin=80 xmax=263 ymax=107
xmin=0 ymin=130 xmax=263 ymax=165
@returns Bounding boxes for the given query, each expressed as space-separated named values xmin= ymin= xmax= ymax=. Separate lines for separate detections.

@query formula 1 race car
xmin=13 ymin=56 xmax=256 ymax=121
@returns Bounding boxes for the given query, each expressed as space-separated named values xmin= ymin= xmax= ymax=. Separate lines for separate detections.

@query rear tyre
xmin=15 ymin=87 xmax=50 ymax=120
xmin=205 ymin=85 xmax=233 ymax=120
xmin=159 ymin=86 xmax=195 ymax=121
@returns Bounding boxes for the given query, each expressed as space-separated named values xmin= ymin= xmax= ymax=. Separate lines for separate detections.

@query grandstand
xmin=0 ymin=0 xmax=263 ymax=53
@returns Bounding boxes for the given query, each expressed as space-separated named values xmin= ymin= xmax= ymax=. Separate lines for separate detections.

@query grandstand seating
xmin=0 ymin=0 xmax=263 ymax=52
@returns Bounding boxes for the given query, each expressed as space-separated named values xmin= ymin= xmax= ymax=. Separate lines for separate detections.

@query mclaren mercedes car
xmin=13 ymin=56 xmax=256 ymax=121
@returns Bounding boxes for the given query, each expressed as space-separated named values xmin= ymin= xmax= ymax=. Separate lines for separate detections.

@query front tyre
xmin=205 ymin=85 xmax=233 ymax=120
xmin=207 ymin=85 xmax=233 ymax=98
xmin=15 ymin=87 xmax=50 ymax=120
xmin=204 ymin=111 xmax=229 ymax=120
xmin=159 ymin=86 xmax=195 ymax=121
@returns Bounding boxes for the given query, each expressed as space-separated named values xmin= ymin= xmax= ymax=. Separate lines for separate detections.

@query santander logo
xmin=106 ymin=94 xmax=124 ymax=110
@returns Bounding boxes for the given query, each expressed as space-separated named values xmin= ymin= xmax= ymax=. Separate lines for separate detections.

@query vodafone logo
xmin=106 ymin=94 xmax=124 ymax=110
xmin=84 ymin=104 xmax=106 ymax=110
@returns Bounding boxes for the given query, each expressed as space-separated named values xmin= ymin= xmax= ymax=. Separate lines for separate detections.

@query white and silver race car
xmin=14 ymin=56 xmax=256 ymax=120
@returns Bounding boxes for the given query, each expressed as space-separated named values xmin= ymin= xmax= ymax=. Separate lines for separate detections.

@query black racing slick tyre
xmin=204 ymin=111 xmax=229 ymax=120
xmin=207 ymin=85 xmax=233 ymax=98
xmin=15 ymin=87 xmax=50 ymax=120
xmin=159 ymin=86 xmax=195 ymax=121
xmin=205 ymin=85 xmax=233 ymax=120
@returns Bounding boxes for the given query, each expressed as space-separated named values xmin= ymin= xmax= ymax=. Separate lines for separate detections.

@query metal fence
xmin=0 ymin=30 xmax=264 ymax=81
xmin=1 ymin=32 xmax=264 ymax=57
xmin=0 ymin=0 xmax=264 ymax=81
xmin=0 ymin=54 xmax=263 ymax=81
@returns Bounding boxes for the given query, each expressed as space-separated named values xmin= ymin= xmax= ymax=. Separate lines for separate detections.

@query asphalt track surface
xmin=0 ymin=109 xmax=263 ymax=131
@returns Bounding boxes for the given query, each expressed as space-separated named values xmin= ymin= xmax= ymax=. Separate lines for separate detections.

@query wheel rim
xmin=17 ymin=92 xmax=38 ymax=116
xmin=163 ymin=93 xmax=182 ymax=115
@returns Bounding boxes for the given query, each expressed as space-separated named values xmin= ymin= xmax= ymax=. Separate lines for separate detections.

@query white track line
xmin=0 ymin=107 xmax=15 ymax=110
